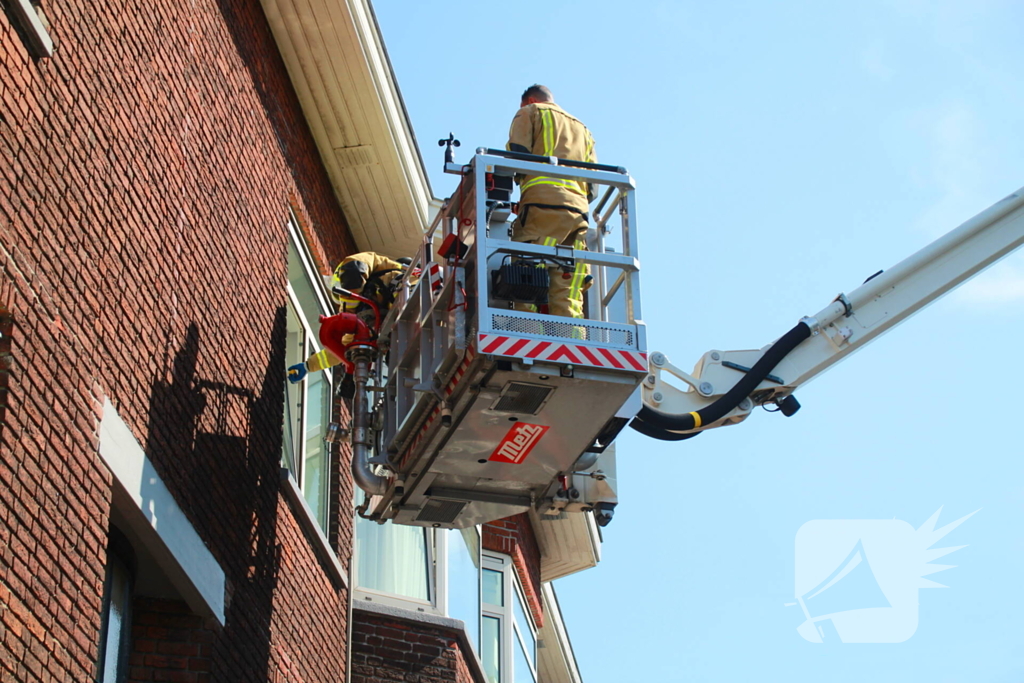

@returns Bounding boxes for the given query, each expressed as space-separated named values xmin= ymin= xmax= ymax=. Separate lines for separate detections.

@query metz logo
xmin=489 ymin=422 xmax=550 ymax=464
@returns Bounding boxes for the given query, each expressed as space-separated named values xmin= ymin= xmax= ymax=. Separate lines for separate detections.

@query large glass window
xmin=354 ymin=519 xmax=433 ymax=603
xmin=283 ymin=234 xmax=334 ymax=531
xmin=446 ymin=527 xmax=481 ymax=653
xmin=97 ymin=530 xmax=135 ymax=683
xmin=482 ymin=553 xmax=537 ymax=683
xmin=511 ymin=581 xmax=536 ymax=683
xmin=482 ymin=615 xmax=502 ymax=683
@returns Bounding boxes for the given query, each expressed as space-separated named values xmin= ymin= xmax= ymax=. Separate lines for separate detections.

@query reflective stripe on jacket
xmin=507 ymin=103 xmax=596 ymax=212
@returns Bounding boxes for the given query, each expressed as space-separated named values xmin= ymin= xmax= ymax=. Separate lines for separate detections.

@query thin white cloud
xmin=905 ymin=102 xmax=1024 ymax=310
xmin=953 ymin=254 xmax=1024 ymax=307
xmin=910 ymin=102 xmax=990 ymax=239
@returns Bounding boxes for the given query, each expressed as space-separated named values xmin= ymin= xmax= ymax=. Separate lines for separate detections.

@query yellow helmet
xmin=328 ymin=260 xmax=370 ymax=307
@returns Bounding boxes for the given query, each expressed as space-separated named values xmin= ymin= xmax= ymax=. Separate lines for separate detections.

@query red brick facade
xmin=128 ymin=598 xmax=216 ymax=683
xmin=350 ymin=610 xmax=476 ymax=683
xmin=1 ymin=0 xmax=357 ymax=678
xmin=2 ymin=0 xmax=549 ymax=680
xmin=0 ymin=293 xmax=12 ymax=444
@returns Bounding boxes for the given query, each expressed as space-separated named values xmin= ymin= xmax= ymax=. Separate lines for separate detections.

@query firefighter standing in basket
xmin=506 ymin=84 xmax=597 ymax=319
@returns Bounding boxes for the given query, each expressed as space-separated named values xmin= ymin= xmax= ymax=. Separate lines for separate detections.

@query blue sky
xmin=374 ymin=2 xmax=1024 ymax=680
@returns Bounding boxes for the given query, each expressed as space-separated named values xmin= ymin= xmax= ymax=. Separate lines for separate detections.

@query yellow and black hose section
xmin=629 ymin=321 xmax=813 ymax=442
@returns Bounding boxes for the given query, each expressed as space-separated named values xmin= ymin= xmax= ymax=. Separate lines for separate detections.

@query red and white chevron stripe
xmin=478 ymin=334 xmax=647 ymax=372
xmin=425 ymin=261 xmax=443 ymax=300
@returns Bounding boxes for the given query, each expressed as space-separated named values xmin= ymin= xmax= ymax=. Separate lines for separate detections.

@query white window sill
xmin=98 ymin=399 xmax=226 ymax=624
xmin=353 ymin=586 xmax=439 ymax=616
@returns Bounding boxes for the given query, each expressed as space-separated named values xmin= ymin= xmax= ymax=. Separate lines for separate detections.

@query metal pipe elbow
xmin=351 ymin=449 xmax=388 ymax=496
xmin=348 ymin=351 xmax=388 ymax=496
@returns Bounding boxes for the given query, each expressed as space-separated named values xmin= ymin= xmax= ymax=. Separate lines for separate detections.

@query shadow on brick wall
xmin=144 ymin=309 xmax=288 ymax=680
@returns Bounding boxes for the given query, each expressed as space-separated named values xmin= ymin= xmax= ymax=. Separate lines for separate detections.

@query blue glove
xmin=287 ymin=363 xmax=308 ymax=384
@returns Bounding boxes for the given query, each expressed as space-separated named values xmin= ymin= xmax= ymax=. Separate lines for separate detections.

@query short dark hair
xmin=521 ymin=84 xmax=553 ymax=103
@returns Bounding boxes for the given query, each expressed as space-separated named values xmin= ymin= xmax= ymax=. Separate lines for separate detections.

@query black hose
xmin=628 ymin=417 xmax=703 ymax=442
xmin=630 ymin=320 xmax=812 ymax=439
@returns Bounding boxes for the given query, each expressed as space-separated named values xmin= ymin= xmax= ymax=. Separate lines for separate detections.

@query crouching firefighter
xmin=287 ymin=252 xmax=410 ymax=390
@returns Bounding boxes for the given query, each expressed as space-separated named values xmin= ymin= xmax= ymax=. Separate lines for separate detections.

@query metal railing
xmin=377 ymin=151 xmax=646 ymax=458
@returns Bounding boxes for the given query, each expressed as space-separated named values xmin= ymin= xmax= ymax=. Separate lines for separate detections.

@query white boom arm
xmin=634 ymin=186 xmax=1024 ymax=440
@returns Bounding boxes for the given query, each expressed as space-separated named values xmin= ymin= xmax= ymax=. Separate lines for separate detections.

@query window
xmin=96 ymin=529 xmax=135 ymax=683
xmin=353 ymin=523 xmax=481 ymax=649
xmin=353 ymin=524 xmax=551 ymax=682
xmin=283 ymin=229 xmax=335 ymax=531
xmin=481 ymin=553 xmax=537 ymax=683
xmin=354 ymin=520 xmax=434 ymax=604
xmin=0 ymin=304 xmax=11 ymax=444
xmin=3 ymin=0 xmax=53 ymax=58
xmin=443 ymin=527 xmax=481 ymax=654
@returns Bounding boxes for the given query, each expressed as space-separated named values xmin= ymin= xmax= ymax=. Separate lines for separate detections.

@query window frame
xmin=352 ymin=523 xmax=485 ymax=631
xmin=5 ymin=0 xmax=53 ymax=58
xmin=283 ymin=217 xmax=335 ymax=532
xmin=0 ymin=305 xmax=11 ymax=446
xmin=352 ymin=523 xmax=442 ymax=613
xmin=96 ymin=529 xmax=136 ymax=683
xmin=439 ymin=525 xmax=482 ymax=656
xmin=481 ymin=552 xmax=538 ymax=683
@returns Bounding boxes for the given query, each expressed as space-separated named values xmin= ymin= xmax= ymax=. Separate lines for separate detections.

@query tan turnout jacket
xmin=507 ymin=102 xmax=596 ymax=214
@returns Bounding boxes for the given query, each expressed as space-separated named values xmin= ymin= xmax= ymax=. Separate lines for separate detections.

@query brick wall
xmin=350 ymin=610 xmax=478 ymax=683
xmin=1 ymin=0 xmax=357 ymax=678
xmin=0 ymin=290 xmax=12 ymax=441
xmin=128 ymin=598 xmax=216 ymax=683
xmin=483 ymin=514 xmax=544 ymax=629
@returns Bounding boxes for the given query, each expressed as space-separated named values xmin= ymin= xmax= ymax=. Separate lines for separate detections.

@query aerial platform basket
xmin=362 ymin=150 xmax=647 ymax=529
